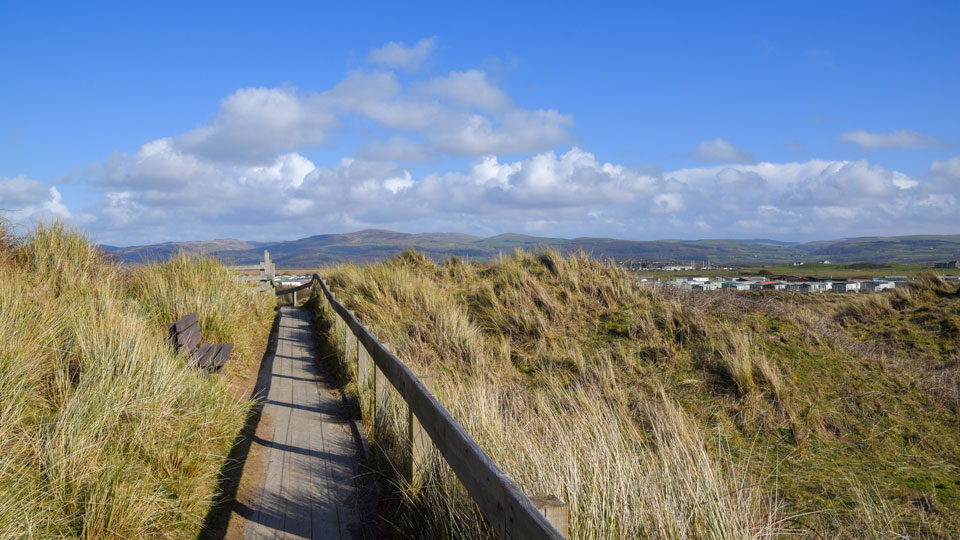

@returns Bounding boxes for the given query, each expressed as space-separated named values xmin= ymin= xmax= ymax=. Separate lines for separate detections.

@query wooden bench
xmin=168 ymin=312 xmax=233 ymax=372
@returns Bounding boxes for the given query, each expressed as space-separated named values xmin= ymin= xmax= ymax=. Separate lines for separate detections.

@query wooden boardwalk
xmin=244 ymin=306 xmax=371 ymax=540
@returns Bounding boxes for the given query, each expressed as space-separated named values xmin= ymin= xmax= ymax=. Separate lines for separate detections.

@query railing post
xmin=530 ymin=495 xmax=569 ymax=538
xmin=264 ymin=250 xmax=274 ymax=284
xmin=345 ymin=324 xmax=357 ymax=368
xmin=333 ymin=316 xmax=344 ymax=348
xmin=374 ymin=365 xmax=389 ymax=431
xmin=357 ymin=344 xmax=373 ymax=419
xmin=407 ymin=375 xmax=434 ymax=490
xmin=374 ymin=342 xmax=391 ymax=432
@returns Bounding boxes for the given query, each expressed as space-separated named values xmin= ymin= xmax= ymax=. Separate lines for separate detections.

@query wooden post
xmin=374 ymin=342 xmax=391 ymax=431
xmin=334 ymin=316 xmax=344 ymax=349
xmin=374 ymin=365 xmax=389 ymax=431
xmin=407 ymin=376 xmax=434 ymax=490
xmin=292 ymin=289 xmax=297 ymax=305
xmin=345 ymin=329 xmax=357 ymax=369
xmin=263 ymin=250 xmax=274 ymax=285
xmin=530 ymin=495 xmax=569 ymax=538
xmin=357 ymin=344 xmax=373 ymax=419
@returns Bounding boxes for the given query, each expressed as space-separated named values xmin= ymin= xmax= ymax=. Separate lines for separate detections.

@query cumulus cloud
xmin=44 ymin=39 xmax=959 ymax=244
xmin=175 ymin=87 xmax=336 ymax=163
xmin=325 ymin=69 xmax=572 ymax=158
xmin=145 ymin=60 xmax=572 ymax=166
xmin=841 ymin=129 xmax=946 ymax=151
xmin=667 ymin=158 xmax=955 ymax=236
xmin=420 ymin=70 xmax=512 ymax=111
xmin=931 ymin=156 xmax=960 ymax=182
xmin=367 ymin=37 xmax=437 ymax=71
xmin=77 ymin=120 xmax=960 ymax=247
xmin=0 ymin=175 xmax=71 ymax=223
xmin=691 ymin=138 xmax=755 ymax=163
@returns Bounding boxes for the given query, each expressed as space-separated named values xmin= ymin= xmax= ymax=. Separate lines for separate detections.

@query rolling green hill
xmin=103 ymin=230 xmax=960 ymax=266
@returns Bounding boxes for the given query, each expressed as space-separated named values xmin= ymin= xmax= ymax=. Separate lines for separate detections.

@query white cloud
xmin=841 ymin=129 xmax=946 ymax=151
xmin=73 ymin=145 xmax=960 ymax=244
xmin=651 ymin=193 xmax=685 ymax=214
xmin=0 ymin=175 xmax=71 ymax=223
xmin=0 ymin=174 xmax=49 ymax=204
xmin=367 ymin=37 xmax=437 ymax=71
xmin=150 ymin=64 xmax=572 ymax=166
xmin=420 ymin=70 xmax=512 ymax=111
xmin=691 ymin=138 xmax=755 ymax=163
xmin=175 ymin=87 xmax=336 ymax=162
xmin=50 ymin=41 xmax=958 ymax=245
xmin=326 ymin=70 xmax=572 ymax=158
xmin=931 ymin=156 xmax=960 ymax=182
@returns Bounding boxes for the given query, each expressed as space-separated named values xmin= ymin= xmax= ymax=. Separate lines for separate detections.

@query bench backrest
xmin=168 ymin=312 xmax=201 ymax=354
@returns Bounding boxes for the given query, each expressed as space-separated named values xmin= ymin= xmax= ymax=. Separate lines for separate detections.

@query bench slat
xmin=196 ymin=344 xmax=220 ymax=369
xmin=173 ymin=319 xmax=199 ymax=341
xmin=189 ymin=344 xmax=214 ymax=367
xmin=177 ymin=326 xmax=201 ymax=352
xmin=210 ymin=343 xmax=233 ymax=370
xmin=168 ymin=313 xmax=231 ymax=373
xmin=172 ymin=313 xmax=199 ymax=333
xmin=174 ymin=323 xmax=199 ymax=344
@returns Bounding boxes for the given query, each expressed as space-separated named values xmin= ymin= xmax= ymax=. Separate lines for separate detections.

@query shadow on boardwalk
xmin=199 ymin=306 xmax=379 ymax=540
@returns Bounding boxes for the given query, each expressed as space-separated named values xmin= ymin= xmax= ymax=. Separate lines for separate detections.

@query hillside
xmin=316 ymin=251 xmax=960 ymax=538
xmin=797 ymin=235 xmax=960 ymax=263
xmin=101 ymin=238 xmax=269 ymax=261
xmin=104 ymin=230 xmax=960 ymax=266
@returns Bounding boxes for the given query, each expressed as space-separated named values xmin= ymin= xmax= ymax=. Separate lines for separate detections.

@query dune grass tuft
xmin=0 ymin=222 xmax=273 ymax=539
xmin=313 ymin=249 xmax=960 ymax=539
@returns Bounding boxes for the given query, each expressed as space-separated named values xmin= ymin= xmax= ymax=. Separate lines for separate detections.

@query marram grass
xmin=0 ymin=222 xmax=273 ymax=539
xmin=315 ymin=249 xmax=960 ymax=539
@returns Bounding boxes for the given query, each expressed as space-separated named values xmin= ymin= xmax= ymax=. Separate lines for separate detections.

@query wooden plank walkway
xmin=245 ymin=306 xmax=370 ymax=540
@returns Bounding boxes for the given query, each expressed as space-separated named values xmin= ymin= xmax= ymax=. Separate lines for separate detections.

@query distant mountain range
xmin=100 ymin=230 xmax=960 ymax=267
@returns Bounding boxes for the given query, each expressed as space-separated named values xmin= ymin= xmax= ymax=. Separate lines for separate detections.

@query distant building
xmin=934 ymin=260 xmax=960 ymax=269
xmin=722 ymin=282 xmax=751 ymax=291
xmin=833 ymin=281 xmax=861 ymax=293
xmin=802 ymin=282 xmax=832 ymax=293
xmin=861 ymin=281 xmax=894 ymax=292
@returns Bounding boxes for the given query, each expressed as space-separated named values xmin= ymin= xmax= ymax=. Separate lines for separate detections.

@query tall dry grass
xmin=315 ymin=250 xmax=784 ymax=539
xmin=315 ymin=249 xmax=959 ymax=538
xmin=0 ymin=222 xmax=272 ymax=539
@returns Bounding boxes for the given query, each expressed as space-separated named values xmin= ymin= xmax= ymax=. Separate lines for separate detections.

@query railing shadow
xmin=197 ymin=307 xmax=282 ymax=540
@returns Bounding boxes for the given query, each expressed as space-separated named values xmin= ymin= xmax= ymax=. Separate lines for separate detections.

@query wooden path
xmin=244 ymin=306 xmax=371 ymax=540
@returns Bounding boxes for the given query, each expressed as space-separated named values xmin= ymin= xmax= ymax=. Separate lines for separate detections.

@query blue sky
xmin=1 ymin=1 xmax=958 ymax=245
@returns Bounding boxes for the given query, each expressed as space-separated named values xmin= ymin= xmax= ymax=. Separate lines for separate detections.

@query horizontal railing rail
xmin=277 ymin=274 xmax=567 ymax=539
xmin=229 ymin=250 xmax=275 ymax=292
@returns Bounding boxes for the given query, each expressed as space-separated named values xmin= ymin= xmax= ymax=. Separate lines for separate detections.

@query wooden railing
xmin=277 ymin=274 xmax=569 ymax=539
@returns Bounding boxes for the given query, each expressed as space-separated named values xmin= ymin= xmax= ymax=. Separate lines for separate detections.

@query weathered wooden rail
xmin=277 ymin=274 xmax=569 ymax=539
xmin=230 ymin=250 xmax=275 ymax=291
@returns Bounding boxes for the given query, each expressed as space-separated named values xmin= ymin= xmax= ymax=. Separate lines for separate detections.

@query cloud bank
xmin=2 ymin=38 xmax=957 ymax=245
